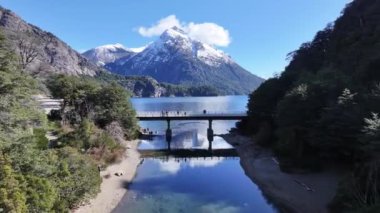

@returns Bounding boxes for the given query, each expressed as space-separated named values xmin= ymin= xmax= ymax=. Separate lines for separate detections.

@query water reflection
xmin=113 ymin=96 xmax=278 ymax=213
xmin=113 ymin=157 xmax=278 ymax=213
xmin=157 ymin=157 xmax=226 ymax=175
xmin=132 ymin=96 xmax=246 ymax=151
xmin=139 ymin=133 xmax=233 ymax=150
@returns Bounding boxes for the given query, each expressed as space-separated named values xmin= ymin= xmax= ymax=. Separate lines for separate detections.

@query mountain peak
xmin=160 ymin=27 xmax=189 ymax=41
xmin=152 ymin=26 xmax=233 ymax=66
xmin=170 ymin=26 xmax=187 ymax=34
xmin=95 ymin=43 xmax=127 ymax=51
xmin=83 ymin=43 xmax=136 ymax=66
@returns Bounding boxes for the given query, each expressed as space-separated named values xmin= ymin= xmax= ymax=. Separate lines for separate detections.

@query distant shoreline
xmin=73 ymin=140 xmax=141 ymax=213
xmin=221 ymin=133 xmax=343 ymax=213
xmin=129 ymin=94 xmax=249 ymax=98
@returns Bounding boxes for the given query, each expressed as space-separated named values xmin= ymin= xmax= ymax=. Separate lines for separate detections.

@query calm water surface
xmin=112 ymin=96 xmax=278 ymax=213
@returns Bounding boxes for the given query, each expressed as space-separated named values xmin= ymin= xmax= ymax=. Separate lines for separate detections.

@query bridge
xmin=136 ymin=111 xmax=247 ymax=121
xmin=136 ymin=111 xmax=247 ymax=151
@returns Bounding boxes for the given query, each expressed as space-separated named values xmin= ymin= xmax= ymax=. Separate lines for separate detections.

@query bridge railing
xmin=136 ymin=111 xmax=247 ymax=117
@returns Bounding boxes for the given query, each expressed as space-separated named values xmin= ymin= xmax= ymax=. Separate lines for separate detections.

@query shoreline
xmin=222 ymin=133 xmax=344 ymax=213
xmin=74 ymin=140 xmax=141 ymax=213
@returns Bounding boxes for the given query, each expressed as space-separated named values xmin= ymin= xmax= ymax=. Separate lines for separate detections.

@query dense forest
xmin=239 ymin=0 xmax=380 ymax=212
xmin=96 ymin=72 xmax=220 ymax=97
xmin=0 ymin=30 xmax=139 ymax=212
xmin=159 ymin=83 xmax=219 ymax=97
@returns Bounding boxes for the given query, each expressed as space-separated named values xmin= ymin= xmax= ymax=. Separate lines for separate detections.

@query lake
xmin=112 ymin=96 xmax=278 ymax=213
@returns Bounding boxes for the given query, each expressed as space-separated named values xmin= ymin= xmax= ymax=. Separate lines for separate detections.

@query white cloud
xmin=138 ymin=15 xmax=181 ymax=37
xmin=158 ymin=158 xmax=181 ymax=174
xmin=188 ymin=157 xmax=224 ymax=168
xmin=200 ymin=203 xmax=240 ymax=213
xmin=185 ymin=22 xmax=231 ymax=47
xmin=155 ymin=156 xmax=224 ymax=175
xmin=137 ymin=15 xmax=231 ymax=47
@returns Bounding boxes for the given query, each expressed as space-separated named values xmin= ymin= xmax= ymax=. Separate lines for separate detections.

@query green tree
xmin=0 ymin=152 xmax=27 ymax=213
xmin=238 ymin=77 xmax=288 ymax=145
xmin=47 ymin=75 xmax=101 ymax=123
xmin=361 ymin=112 xmax=380 ymax=156
xmin=312 ymin=89 xmax=364 ymax=161
xmin=275 ymin=84 xmax=325 ymax=168
xmin=55 ymin=147 xmax=101 ymax=208
xmin=23 ymin=175 xmax=57 ymax=212
xmin=94 ymin=83 xmax=138 ymax=138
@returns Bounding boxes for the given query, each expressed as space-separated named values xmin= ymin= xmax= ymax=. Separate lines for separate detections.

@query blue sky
xmin=1 ymin=0 xmax=350 ymax=78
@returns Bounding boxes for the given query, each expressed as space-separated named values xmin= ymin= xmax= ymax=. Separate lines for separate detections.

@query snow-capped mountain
xmin=84 ymin=27 xmax=264 ymax=94
xmin=82 ymin=43 xmax=145 ymax=66
xmin=119 ymin=27 xmax=234 ymax=70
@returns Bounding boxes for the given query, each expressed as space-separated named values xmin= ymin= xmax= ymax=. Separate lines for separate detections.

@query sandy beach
xmin=74 ymin=140 xmax=141 ymax=213
xmin=222 ymin=134 xmax=345 ymax=213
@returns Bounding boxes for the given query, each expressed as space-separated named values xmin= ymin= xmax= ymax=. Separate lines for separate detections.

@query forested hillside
xmin=95 ymin=72 xmax=219 ymax=97
xmin=0 ymin=30 xmax=139 ymax=212
xmin=239 ymin=0 xmax=380 ymax=212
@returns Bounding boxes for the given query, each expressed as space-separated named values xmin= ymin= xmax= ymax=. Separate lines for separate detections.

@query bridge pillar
xmin=207 ymin=119 xmax=214 ymax=151
xmin=166 ymin=119 xmax=172 ymax=150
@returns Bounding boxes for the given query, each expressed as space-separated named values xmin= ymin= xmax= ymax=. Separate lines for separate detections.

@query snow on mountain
xmin=167 ymin=26 xmax=233 ymax=66
xmin=97 ymin=43 xmax=126 ymax=51
xmin=157 ymin=27 xmax=232 ymax=66
xmin=128 ymin=45 xmax=148 ymax=53
xmin=82 ymin=43 xmax=146 ymax=66
xmin=195 ymin=42 xmax=233 ymax=66
xmin=86 ymin=28 xmax=233 ymax=68
xmin=127 ymin=27 xmax=233 ymax=69
xmin=83 ymin=27 xmax=264 ymax=94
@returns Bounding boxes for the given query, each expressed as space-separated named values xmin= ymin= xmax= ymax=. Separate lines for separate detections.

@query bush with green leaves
xmin=55 ymin=119 xmax=125 ymax=164
xmin=47 ymin=75 xmax=139 ymax=139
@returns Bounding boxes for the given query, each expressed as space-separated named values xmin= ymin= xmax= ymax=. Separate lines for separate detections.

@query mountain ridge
xmin=85 ymin=27 xmax=264 ymax=95
xmin=0 ymin=6 xmax=102 ymax=76
xmin=82 ymin=43 xmax=146 ymax=66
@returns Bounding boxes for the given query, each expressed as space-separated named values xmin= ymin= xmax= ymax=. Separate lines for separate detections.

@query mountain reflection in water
xmin=112 ymin=96 xmax=278 ymax=213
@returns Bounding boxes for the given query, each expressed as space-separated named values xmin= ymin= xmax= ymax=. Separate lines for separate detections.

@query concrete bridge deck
xmin=136 ymin=111 xmax=247 ymax=121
